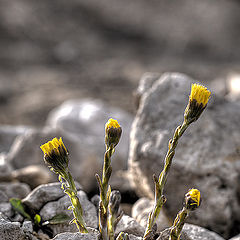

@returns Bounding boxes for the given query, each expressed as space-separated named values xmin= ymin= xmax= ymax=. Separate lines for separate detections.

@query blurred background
xmin=0 ymin=0 xmax=240 ymax=126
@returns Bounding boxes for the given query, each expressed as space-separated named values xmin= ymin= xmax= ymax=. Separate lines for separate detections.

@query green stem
xmin=64 ymin=171 xmax=88 ymax=233
xmin=169 ymin=207 xmax=188 ymax=240
xmin=98 ymin=145 xmax=114 ymax=240
xmin=143 ymin=121 xmax=189 ymax=239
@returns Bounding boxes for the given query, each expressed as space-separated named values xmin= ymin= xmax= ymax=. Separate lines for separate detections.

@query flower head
xmin=184 ymin=83 xmax=211 ymax=124
xmin=190 ymin=84 xmax=211 ymax=107
xmin=40 ymin=137 xmax=69 ymax=175
xmin=105 ymin=118 xmax=122 ymax=148
xmin=185 ymin=188 xmax=201 ymax=211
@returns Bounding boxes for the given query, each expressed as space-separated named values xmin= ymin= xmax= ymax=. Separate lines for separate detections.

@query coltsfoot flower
xmin=184 ymin=83 xmax=211 ymax=124
xmin=40 ymin=137 xmax=69 ymax=175
xmin=105 ymin=118 xmax=122 ymax=148
xmin=185 ymin=188 xmax=201 ymax=211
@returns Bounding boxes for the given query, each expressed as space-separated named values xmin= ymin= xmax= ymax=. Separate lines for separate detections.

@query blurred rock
xmin=226 ymin=72 xmax=240 ymax=101
xmin=0 ymin=190 xmax=8 ymax=202
xmin=0 ymin=203 xmax=14 ymax=218
xmin=115 ymin=215 xmax=145 ymax=237
xmin=229 ymin=234 xmax=240 ymax=240
xmin=132 ymin=198 xmax=170 ymax=232
xmin=46 ymin=99 xmax=134 ymax=191
xmin=40 ymin=190 xmax=97 ymax=236
xmin=22 ymin=182 xmax=82 ymax=212
xmin=0 ymin=125 xmax=31 ymax=154
xmin=157 ymin=224 xmax=225 ymax=240
xmin=0 ymin=214 xmax=25 ymax=240
xmin=53 ymin=231 xmax=99 ymax=240
xmin=11 ymin=165 xmax=52 ymax=189
xmin=0 ymin=182 xmax=31 ymax=199
xmin=22 ymin=220 xmax=33 ymax=233
xmin=128 ymin=72 xmax=240 ymax=238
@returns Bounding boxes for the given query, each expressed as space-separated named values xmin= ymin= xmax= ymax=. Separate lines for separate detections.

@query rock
xmin=132 ymin=198 xmax=170 ymax=232
xmin=0 ymin=203 xmax=14 ymax=218
xmin=158 ymin=224 xmax=224 ymax=240
xmin=183 ymin=224 xmax=225 ymax=240
xmin=45 ymin=99 xmax=134 ymax=191
xmin=0 ymin=190 xmax=8 ymax=202
xmin=0 ymin=153 xmax=13 ymax=177
xmin=128 ymin=72 xmax=240 ymax=238
xmin=128 ymin=234 xmax=142 ymax=240
xmin=115 ymin=215 xmax=145 ymax=237
xmin=0 ymin=213 xmax=25 ymax=240
xmin=134 ymin=72 xmax=161 ymax=108
xmin=22 ymin=220 xmax=33 ymax=233
xmin=0 ymin=125 xmax=31 ymax=153
xmin=22 ymin=182 xmax=82 ymax=212
xmin=40 ymin=190 xmax=98 ymax=236
xmin=0 ymin=182 xmax=31 ymax=199
xmin=11 ymin=165 xmax=53 ymax=189
xmin=53 ymin=231 xmax=100 ymax=240
xmin=229 ymin=234 xmax=240 ymax=240
xmin=7 ymin=128 xmax=62 ymax=171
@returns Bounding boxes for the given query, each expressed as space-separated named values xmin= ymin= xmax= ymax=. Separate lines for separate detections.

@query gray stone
xmin=0 ymin=190 xmax=8 ymax=202
xmin=0 ymin=125 xmax=31 ymax=153
xmin=46 ymin=99 xmax=134 ymax=191
xmin=183 ymin=224 xmax=225 ymax=240
xmin=229 ymin=234 xmax=240 ymax=240
xmin=128 ymin=72 xmax=240 ymax=238
xmin=0 ymin=214 xmax=25 ymax=240
xmin=128 ymin=234 xmax=142 ymax=240
xmin=0 ymin=182 xmax=31 ymax=199
xmin=40 ymin=190 xmax=98 ymax=236
xmin=115 ymin=215 xmax=145 ymax=237
xmin=22 ymin=182 xmax=81 ymax=212
xmin=11 ymin=164 xmax=53 ymax=189
xmin=0 ymin=203 xmax=14 ymax=218
xmin=53 ymin=231 xmax=99 ymax=240
xmin=157 ymin=224 xmax=224 ymax=240
xmin=22 ymin=220 xmax=33 ymax=233
xmin=131 ymin=198 xmax=170 ymax=232
xmin=11 ymin=213 xmax=24 ymax=223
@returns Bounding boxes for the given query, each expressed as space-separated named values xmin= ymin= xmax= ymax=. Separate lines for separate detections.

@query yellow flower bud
xmin=40 ymin=137 xmax=69 ymax=174
xmin=105 ymin=118 xmax=122 ymax=148
xmin=184 ymin=83 xmax=211 ymax=124
xmin=185 ymin=188 xmax=201 ymax=211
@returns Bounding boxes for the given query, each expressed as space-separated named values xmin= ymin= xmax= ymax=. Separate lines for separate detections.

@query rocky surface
xmin=0 ymin=0 xmax=240 ymax=127
xmin=115 ymin=215 xmax=145 ymax=237
xmin=0 ymin=214 xmax=26 ymax=240
xmin=22 ymin=182 xmax=81 ymax=212
xmin=5 ymin=99 xmax=134 ymax=192
xmin=53 ymin=231 xmax=100 ymax=240
xmin=128 ymin=72 xmax=240 ymax=238
xmin=40 ymin=190 xmax=98 ymax=236
xmin=157 ymin=224 xmax=225 ymax=240
xmin=0 ymin=182 xmax=31 ymax=199
xmin=131 ymin=197 xmax=170 ymax=232
xmin=0 ymin=125 xmax=31 ymax=153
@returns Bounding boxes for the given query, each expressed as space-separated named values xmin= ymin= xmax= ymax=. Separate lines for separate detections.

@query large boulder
xmin=128 ymin=72 xmax=240 ymax=238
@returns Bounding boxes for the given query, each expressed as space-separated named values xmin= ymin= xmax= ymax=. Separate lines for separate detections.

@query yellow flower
xmin=105 ymin=118 xmax=122 ymax=148
xmin=189 ymin=83 xmax=211 ymax=107
xmin=40 ymin=137 xmax=68 ymax=174
xmin=184 ymin=83 xmax=211 ymax=124
xmin=185 ymin=188 xmax=201 ymax=210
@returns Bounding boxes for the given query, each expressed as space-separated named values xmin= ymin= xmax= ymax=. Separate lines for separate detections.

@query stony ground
xmin=0 ymin=0 xmax=240 ymax=126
